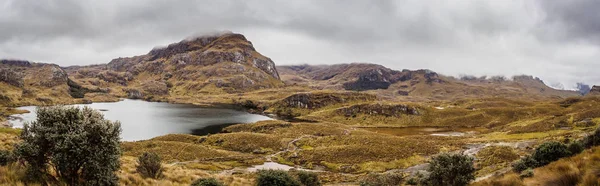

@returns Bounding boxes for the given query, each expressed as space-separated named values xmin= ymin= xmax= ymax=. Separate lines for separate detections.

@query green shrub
xmin=14 ymin=106 xmax=121 ymax=185
xmin=567 ymin=141 xmax=585 ymax=155
xmin=519 ymin=168 xmax=534 ymax=178
xmin=136 ymin=152 xmax=163 ymax=179
xmin=0 ymin=149 xmax=15 ymax=166
xmin=422 ymin=153 xmax=475 ymax=186
xmin=256 ymin=170 xmax=300 ymax=186
xmin=583 ymin=126 xmax=600 ymax=148
xmin=531 ymin=141 xmax=571 ymax=166
xmin=359 ymin=173 xmax=404 ymax=186
xmin=293 ymin=170 xmax=321 ymax=186
xmin=191 ymin=178 xmax=224 ymax=186
xmin=512 ymin=155 xmax=538 ymax=173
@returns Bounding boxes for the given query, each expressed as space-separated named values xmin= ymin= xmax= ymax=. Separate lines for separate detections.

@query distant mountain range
xmin=0 ymin=32 xmax=595 ymax=106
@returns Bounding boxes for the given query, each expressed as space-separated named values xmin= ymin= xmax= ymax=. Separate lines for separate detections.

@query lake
xmin=8 ymin=99 xmax=271 ymax=141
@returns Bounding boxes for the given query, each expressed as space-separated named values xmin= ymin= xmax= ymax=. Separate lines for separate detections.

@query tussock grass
xmin=478 ymin=147 xmax=600 ymax=186
xmin=202 ymin=132 xmax=285 ymax=153
xmin=121 ymin=140 xmax=256 ymax=163
xmin=475 ymin=146 xmax=520 ymax=176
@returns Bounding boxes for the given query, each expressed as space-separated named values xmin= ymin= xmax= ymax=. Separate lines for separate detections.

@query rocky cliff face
xmin=67 ymin=32 xmax=284 ymax=99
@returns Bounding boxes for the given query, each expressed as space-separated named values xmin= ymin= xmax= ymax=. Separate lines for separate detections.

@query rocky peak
xmin=108 ymin=32 xmax=280 ymax=80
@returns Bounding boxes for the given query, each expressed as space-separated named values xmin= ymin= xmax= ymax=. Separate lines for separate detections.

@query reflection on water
xmin=8 ymin=99 xmax=271 ymax=141
xmin=361 ymin=127 xmax=485 ymax=137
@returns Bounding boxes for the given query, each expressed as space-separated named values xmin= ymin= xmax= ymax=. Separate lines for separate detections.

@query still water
xmin=8 ymin=99 xmax=271 ymax=141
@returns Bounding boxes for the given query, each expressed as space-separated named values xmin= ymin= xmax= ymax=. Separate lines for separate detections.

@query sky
xmin=1 ymin=0 xmax=599 ymax=89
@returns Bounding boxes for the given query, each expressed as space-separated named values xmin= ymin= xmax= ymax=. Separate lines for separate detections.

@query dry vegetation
xmin=474 ymin=146 xmax=600 ymax=186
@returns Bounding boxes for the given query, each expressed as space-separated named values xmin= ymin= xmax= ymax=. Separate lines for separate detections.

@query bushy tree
xmin=191 ymin=178 xmax=224 ymax=186
xmin=422 ymin=153 xmax=475 ymax=186
xmin=256 ymin=170 xmax=300 ymax=186
xmin=136 ymin=152 xmax=163 ymax=179
xmin=14 ymin=106 xmax=121 ymax=185
xmin=293 ymin=170 xmax=321 ymax=186
xmin=531 ymin=141 xmax=570 ymax=166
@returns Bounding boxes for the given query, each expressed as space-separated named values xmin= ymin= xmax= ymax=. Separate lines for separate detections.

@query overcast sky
xmin=1 ymin=0 xmax=599 ymax=89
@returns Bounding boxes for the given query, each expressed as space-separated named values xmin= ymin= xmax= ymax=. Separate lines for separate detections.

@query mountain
xmin=0 ymin=60 xmax=92 ymax=106
xmin=65 ymin=32 xmax=283 ymax=100
xmin=278 ymin=63 xmax=580 ymax=100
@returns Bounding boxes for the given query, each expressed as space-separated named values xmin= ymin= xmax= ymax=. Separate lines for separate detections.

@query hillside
xmin=0 ymin=60 xmax=97 ymax=106
xmin=278 ymin=63 xmax=580 ymax=101
xmin=65 ymin=32 xmax=284 ymax=101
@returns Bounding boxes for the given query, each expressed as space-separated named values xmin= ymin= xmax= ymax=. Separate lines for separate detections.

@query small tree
xmin=256 ymin=170 xmax=300 ymax=186
xmin=531 ymin=141 xmax=570 ymax=166
xmin=422 ymin=153 xmax=475 ymax=186
xmin=14 ymin=106 xmax=121 ymax=185
xmin=136 ymin=152 xmax=163 ymax=179
xmin=191 ymin=178 xmax=224 ymax=186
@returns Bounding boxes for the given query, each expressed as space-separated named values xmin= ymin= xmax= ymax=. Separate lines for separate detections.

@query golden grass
xmin=478 ymin=147 xmax=600 ymax=186
xmin=121 ymin=140 xmax=258 ymax=164
xmin=202 ymin=132 xmax=285 ymax=153
xmin=475 ymin=146 xmax=520 ymax=176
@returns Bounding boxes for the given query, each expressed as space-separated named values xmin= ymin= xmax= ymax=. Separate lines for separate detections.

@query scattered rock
xmin=124 ymin=89 xmax=144 ymax=99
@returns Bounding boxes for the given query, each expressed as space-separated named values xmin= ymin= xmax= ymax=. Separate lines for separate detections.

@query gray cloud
xmin=1 ymin=0 xmax=599 ymax=88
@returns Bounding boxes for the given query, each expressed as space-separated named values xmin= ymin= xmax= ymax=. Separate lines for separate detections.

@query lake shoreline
xmin=5 ymin=99 xmax=273 ymax=141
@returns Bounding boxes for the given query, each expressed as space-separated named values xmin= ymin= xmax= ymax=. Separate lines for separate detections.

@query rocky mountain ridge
xmin=278 ymin=63 xmax=581 ymax=100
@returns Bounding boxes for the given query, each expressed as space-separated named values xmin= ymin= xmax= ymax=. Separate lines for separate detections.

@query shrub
xmin=531 ymin=141 xmax=571 ymax=166
xmin=14 ymin=106 xmax=121 ymax=185
xmin=512 ymin=155 xmax=538 ymax=173
xmin=519 ymin=168 xmax=534 ymax=178
xmin=256 ymin=170 xmax=300 ymax=186
xmin=583 ymin=126 xmax=600 ymax=148
xmin=0 ymin=150 xmax=15 ymax=166
xmin=293 ymin=170 xmax=321 ymax=186
xmin=191 ymin=178 xmax=224 ymax=186
xmin=136 ymin=152 xmax=163 ymax=179
xmin=567 ymin=141 xmax=585 ymax=155
xmin=422 ymin=153 xmax=475 ymax=186
xmin=359 ymin=173 xmax=404 ymax=186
